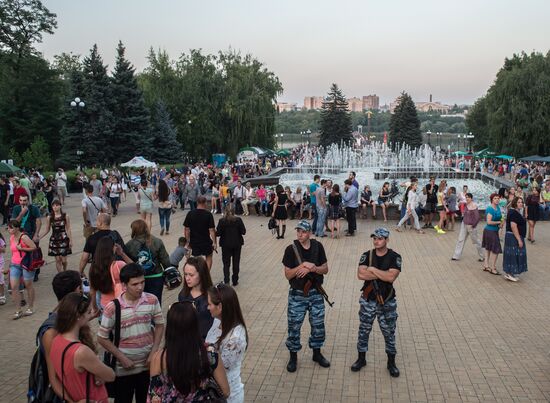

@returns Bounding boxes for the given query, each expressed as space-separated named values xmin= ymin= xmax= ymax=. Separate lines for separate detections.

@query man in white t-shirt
xmin=55 ymin=168 xmax=68 ymax=205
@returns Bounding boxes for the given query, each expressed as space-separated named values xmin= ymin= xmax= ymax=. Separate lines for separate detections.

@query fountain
xmin=278 ymin=141 xmax=499 ymax=208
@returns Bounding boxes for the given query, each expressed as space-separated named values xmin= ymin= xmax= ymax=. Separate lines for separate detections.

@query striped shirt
xmin=98 ymin=292 xmax=164 ymax=376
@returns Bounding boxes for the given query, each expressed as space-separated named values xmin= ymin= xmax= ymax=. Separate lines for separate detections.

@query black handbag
xmin=268 ymin=217 xmax=276 ymax=230
xmin=102 ymin=299 xmax=121 ymax=398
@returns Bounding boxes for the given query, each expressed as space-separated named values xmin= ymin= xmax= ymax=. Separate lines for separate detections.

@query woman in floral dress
xmin=39 ymin=199 xmax=72 ymax=272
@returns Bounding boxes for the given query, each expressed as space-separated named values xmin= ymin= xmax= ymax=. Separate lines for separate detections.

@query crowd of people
xmin=0 ymin=150 xmax=548 ymax=402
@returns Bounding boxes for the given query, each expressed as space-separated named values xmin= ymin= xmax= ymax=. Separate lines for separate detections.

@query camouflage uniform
xmin=357 ymin=296 xmax=398 ymax=353
xmin=356 ymin=248 xmax=401 ymax=354
xmin=287 ymin=288 xmax=325 ymax=351
xmin=282 ymin=238 xmax=328 ymax=352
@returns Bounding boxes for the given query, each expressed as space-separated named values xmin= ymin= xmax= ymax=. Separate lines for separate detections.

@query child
xmin=446 ymin=187 xmax=458 ymax=231
xmin=0 ymin=232 xmax=6 ymax=304
xmin=170 ymin=236 xmax=189 ymax=268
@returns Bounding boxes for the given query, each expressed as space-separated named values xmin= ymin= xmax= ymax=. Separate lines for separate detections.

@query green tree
xmin=219 ymin=51 xmax=282 ymax=156
xmin=111 ymin=41 xmax=151 ymax=162
xmin=60 ymin=44 xmax=114 ymax=166
xmin=20 ymin=135 xmax=52 ymax=169
xmin=0 ymin=53 xmax=63 ymax=156
xmin=465 ymin=96 xmax=488 ymax=150
xmin=468 ymin=52 xmax=550 ymax=156
xmin=389 ymin=92 xmax=422 ymax=148
xmin=0 ymin=0 xmax=57 ymax=60
xmin=150 ymin=100 xmax=181 ymax=163
xmin=318 ymin=83 xmax=352 ymax=147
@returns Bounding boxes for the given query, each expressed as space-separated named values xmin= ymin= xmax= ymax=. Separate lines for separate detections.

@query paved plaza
xmin=1 ymin=195 xmax=549 ymax=402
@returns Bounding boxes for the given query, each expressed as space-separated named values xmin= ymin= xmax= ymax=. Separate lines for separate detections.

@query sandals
xmin=484 ymin=267 xmax=500 ymax=275
xmin=13 ymin=311 xmax=23 ymax=320
xmin=482 ymin=266 xmax=500 ymax=275
xmin=23 ymin=308 xmax=34 ymax=316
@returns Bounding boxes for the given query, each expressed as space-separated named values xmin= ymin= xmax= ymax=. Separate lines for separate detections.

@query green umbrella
xmin=495 ymin=155 xmax=514 ymax=160
xmin=453 ymin=151 xmax=471 ymax=156
xmin=277 ymin=149 xmax=291 ymax=156
xmin=0 ymin=162 xmax=22 ymax=175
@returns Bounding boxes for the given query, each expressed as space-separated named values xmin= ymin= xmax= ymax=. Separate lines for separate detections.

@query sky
xmin=39 ymin=0 xmax=550 ymax=106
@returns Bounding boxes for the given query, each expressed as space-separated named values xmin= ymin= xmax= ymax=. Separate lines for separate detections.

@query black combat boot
xmin=387 ymin=353 xmax=400 ymax=377
xmin=286 ymin=351 xmax=297 ymax=373
xmin=312 ymin=348 xmax=330 ymax=368
xmin=350 ymin=351 xmax=366 ymax=372
xmin=276 ymin=225 xmax=281 ymax=239
xmin=282 ymin=225 xmax=286 ymax=239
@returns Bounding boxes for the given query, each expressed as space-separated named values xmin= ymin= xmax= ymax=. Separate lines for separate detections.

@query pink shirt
xmin=256 ymin=188 xmax=266 ymax=201
xmin=9 ymin=234 xmax=31 ymax=265
xmin=99 ymin=260 xmax=126 ymax=308
xmin=50 ymin=336 xmax=108 ymax=402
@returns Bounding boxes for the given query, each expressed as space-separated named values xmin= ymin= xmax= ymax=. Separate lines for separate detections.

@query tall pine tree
xmin=60 ymin=44 xmax=116 ymax=166
xmin=389 ymin=92 xmax=422 ymax=149
xmin=150 ymin=100 xmax=181 ymax=163
xmin=111 ymin=41 xmax=151 ymax=162
xmin=318 ymin=83 xmax=352 ymax=147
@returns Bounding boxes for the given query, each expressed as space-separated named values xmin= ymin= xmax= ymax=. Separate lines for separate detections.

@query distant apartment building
xmin=390 ymin=94 xmax=450 ymax=114
xmin=303 ymin=96 xmax=324 ymax=110
xmin=362 ymin=94 xmax=379 ymax=111
xmin=276 ymin=102 xmax=298 ymax=112
xmin=347 ymin=97 xmax=363 ymax=112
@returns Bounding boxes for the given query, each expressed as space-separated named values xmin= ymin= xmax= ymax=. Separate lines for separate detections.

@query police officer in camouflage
xmin=351 ymin=227 xmax=401 ymax=377
xmin=282 ymin=220 xmax=330 ymax=372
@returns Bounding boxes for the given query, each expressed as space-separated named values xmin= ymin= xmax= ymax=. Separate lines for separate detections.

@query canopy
xmin=120 ymin=156 xmax=157 ymax=168
xmin=538 ymin=156 xmax=550 ymax=163
xmin=276 ymin=149 xmax=291 ymax=157
xmin=474 ymin=148 xmax=497 ymax=158
xmin=0 ymin=162 xmax=22 ymax=175
xmin=453 ymin=151 xmax=472 ymax=156
xmin=495 ymin=155 xmax=514 ymax=160
xmin=519 ymin=154 xmax=545 ymax=162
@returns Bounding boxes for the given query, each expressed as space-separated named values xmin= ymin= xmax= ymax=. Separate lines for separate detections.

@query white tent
xmin=120 ymin=156 xmax=157 ymax=168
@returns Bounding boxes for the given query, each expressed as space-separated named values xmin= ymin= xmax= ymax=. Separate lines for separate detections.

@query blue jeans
xmin=188 ymin=200 xmax=197 ymax=211
xmin=158 ymin=207 xmax=172 ymax=231
xmin=311 ymin=205 xmax=318 ymax=231
xmin=316 ymin=207 xmax=327 ymax=236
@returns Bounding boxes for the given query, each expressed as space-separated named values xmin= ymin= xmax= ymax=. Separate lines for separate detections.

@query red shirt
xmin=13 ymin=186 xmax=28 ymax=205
xmin=50 ymin=336 xmax=108 ymax=402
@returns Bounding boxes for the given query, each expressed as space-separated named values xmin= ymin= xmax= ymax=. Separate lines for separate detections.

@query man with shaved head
xmin=79 ymin=212 xmax=127 ymax=276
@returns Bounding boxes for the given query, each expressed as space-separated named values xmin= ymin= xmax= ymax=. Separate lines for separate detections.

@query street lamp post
xmin=427 ymin=130 xmax=432 ymax=147
xmin=280 ymin=133 xmax=284 ymax=149
xmin=70 ymin=97 xmax=85 ymax=168
xmin=457 ymin=134 xmax=461 ymax=151
xmin=306 ymin=129 xmax=311 ymax=146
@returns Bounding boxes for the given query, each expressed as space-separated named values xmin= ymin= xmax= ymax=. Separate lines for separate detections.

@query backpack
xmin=28 ymin=314 xmax=58 ymax=403
xmin=136 ymin=242 xmax=156 ymax=274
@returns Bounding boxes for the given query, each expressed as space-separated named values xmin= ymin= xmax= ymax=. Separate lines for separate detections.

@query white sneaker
xmin=0 ymin=296 xmax=6 ymax=305
xmin=504 ymin=273 xmax=518 ymax=282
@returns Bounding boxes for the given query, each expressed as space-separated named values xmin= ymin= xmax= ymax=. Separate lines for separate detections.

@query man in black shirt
xmin=351 ymin=227 xmax=401 ymax=377
xmin=184 ymin=196 xmax=217 ymax=270
xmin=79 ymin=213 xmax=126 ymax=276
xmin=282 ymin=220 xmax=330 ymax=373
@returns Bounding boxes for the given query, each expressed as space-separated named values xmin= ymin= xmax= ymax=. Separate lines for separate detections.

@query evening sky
xmin=39 ymin=0 xmax=550 ymax=106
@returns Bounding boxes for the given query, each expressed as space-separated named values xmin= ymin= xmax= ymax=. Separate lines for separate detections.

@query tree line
xmin=466 ymin=51 xmax=550 ymax=157
xmin=276 ymin=109 xmax=467 ymax=135
xmin=0 ymin=0 xmax=283 ymax=169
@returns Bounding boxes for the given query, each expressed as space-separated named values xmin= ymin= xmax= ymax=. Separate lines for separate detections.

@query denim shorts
xmin=10 ymin=264 xmax=35 ymax=281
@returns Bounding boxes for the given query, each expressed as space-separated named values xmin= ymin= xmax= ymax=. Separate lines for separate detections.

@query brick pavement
xmin=0 ymin=195 xmax=549 ymax=402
